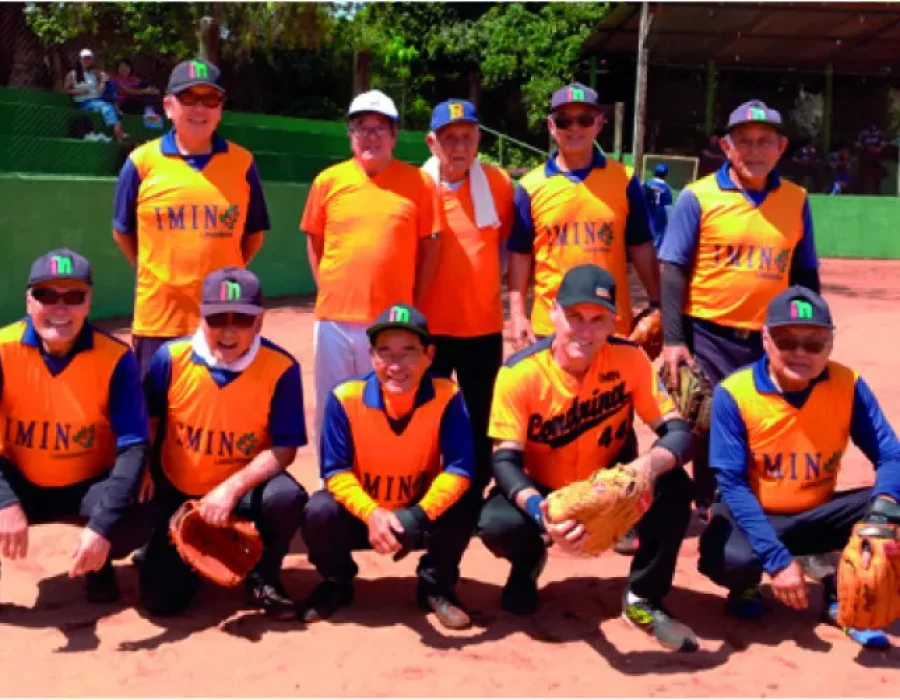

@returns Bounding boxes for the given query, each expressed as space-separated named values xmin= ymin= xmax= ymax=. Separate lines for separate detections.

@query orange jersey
xmin=659 ymin=167 xmax=813 ymax=331
xmin=419 ymin=163 xmax=514 ymax=337
xmin=718 ymin=359 xmax=855 ymax=514
xmin=508 ymin=151 xmax=654 ymax=337
xmin=488 ymin=337 xmax=673 ymax=490
xmin=113 ymin=131 xmax=269 ymax=338
xmin=144 ymin=337 xmax=307 ymax=497
xmin=0 ymin=319 xmax=148 ymax=487
xmin=301 ymin=158 xmax=440 ymax=323
xmin=320 ymin=371 xmax=475 ymax=509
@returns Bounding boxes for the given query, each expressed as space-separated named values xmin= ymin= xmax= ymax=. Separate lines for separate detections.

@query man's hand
xmin=70 ymin=528 xmax=112 ymax=578
xmin=199 ymin=482 xmax=241 ymax=528
xmin=770 ymin=560 xmax=808 ymax=610
xmin=662 ymin=344 xmax=695 ymax=392
xmin=368 ymin=508 xmax=403 ymax=556
xmin=137 ymin=470 xmax=155 ymax=503
xmin=0 ymin=503 xmax=28 ymax=560
xmin=539 ymin=500 xmax=586 ymax=554
xmin=510 ymin=313 xmax=536 ymax=351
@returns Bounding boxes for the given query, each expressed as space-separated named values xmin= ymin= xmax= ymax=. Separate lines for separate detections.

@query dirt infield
xmin=1 ymin=259 xmax=899 ymax=697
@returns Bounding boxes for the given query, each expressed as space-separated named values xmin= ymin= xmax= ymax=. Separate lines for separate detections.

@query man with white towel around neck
xmin=420 ymin=99 xmax=516 ymax=501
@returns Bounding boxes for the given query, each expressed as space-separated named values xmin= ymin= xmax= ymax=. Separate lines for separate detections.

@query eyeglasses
xmin=372 ymin=347 xmax=423 ymax=365
xmin=350 ymin=125 xmax=392 ymax=139
xmin=728 ymin=137 xmax=780 ymax=151
xmin=769 ymin=335 xmax=831 ymax=354
xmin=30 ymin=288 xmax=87 ymax=306
xmin=205 ymin=313 xmax=257 ymax=329
xmin=552 ymin=112 xmax=597 ymax=130
xmin=176 ymin=91 xmax=224 ymax=108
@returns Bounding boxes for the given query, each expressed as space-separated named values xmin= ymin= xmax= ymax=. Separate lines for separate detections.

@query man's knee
xmin=258 ymin=473 xmax=308 ymax=531
xmin=477 ymin=494 xmax=540 ymax=559
xmin=301 ymin=490 xmax=343 ymax=541
xmin=698 ymin=518 xmax=761 ymax=588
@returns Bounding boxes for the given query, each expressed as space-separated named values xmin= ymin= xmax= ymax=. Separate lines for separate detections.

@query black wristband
xmin=866 ymin=497 xmax=900 ymax=525
xmin=651 ymin=418 xmax=695 ymax=466
xmin=493 ymin=448 xmax=537 ymax=502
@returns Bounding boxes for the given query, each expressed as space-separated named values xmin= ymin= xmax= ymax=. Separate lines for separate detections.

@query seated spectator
xmin=790 ymin=139 xmax=823 ymax=192
xmin=112 ymin=59 xmax=163 ymax=120
xmin=828 ymin=145 xmax=853 ymax=195
xmin=62 ymin=49 xmax=127 ymax=142
xmin=856 ymin=123 xmax=887 ymax=195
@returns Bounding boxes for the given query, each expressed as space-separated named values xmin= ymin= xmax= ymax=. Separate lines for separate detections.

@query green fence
xmin=1 ymin=173 xmax=898 ymax=325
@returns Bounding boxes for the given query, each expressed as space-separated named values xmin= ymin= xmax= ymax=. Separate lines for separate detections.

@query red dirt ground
xmin=1 ymin=259 xmax=899 ymax=696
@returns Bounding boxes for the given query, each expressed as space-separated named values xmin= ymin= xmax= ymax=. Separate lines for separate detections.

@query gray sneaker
xmin=622 ymin=592 xmax=699 ymax=652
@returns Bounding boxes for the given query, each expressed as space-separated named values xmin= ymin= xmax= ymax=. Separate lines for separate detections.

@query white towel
xmin=191 ymin=327 xmax=261 ymax=373
xmin=422 ymin=156 xmax=500 ymax=229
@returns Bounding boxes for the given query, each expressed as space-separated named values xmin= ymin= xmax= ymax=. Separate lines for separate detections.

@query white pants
xmin=313 ymin=319 xmax=372 ymax=460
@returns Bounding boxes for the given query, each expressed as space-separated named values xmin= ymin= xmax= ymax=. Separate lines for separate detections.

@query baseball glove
xmin=628 ymin=306 xmax=663 ymax=361
xmin=836 ymin=503 xmax=900 ymax=630
xmin=544 ymin=463 xmax=653 ymax=556
xmin=168 ymin=499 xmax=264 ymax=587
xmin=659 ymin=362 xmax=714 ymax=434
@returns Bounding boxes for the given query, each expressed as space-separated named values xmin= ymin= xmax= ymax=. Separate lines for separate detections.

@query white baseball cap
xmin=79 ymin=48 xmax=94 ymax=59
xmin=348 ymin=90 xmax=399 ymax=122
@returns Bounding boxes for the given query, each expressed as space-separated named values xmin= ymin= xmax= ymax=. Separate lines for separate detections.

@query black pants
xmin=301 ymin=489 xmax=479 ymax=593
xmin=477 ymin=468 xmax=693 ymax=603
xmin=139 ymin=472 xmax=308 ymax=616
xmin=132 ymin=335 xmax=172 ymax=379
xmin=687 ymin=318 xmax=764 ymax=508
xmin=698 ymin=488 xmax=871 ymax=592
xmin=430 ymin=333 xmax=504 ymax=494
xmin=0 ymin=464 xmax=151 ymax=561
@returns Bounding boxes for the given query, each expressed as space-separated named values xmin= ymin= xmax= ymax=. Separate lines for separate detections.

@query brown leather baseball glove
xmin=659 ymin=362 xmax=714 ymax=434
xmin=169 ymin=499 xmax=264 ymax=587
xmin=544 ymin=463 xmax=653 ymax=556
xmin=837 ymin=518 xmax=900 ymax=630
xmin=628 ymin=306 xmax=663 ymax=361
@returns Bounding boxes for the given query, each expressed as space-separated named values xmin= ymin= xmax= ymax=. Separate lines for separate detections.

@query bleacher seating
xmin=0 ymin=86 xmax=431 ymax=180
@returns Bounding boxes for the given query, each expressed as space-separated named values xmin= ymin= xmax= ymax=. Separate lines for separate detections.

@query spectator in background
xmin=790 ymin=139 xmax=822 ymax=193
xmin=62 ymin=49 xmax=127 ymax=142
xmin=828 ymin=145 xmax=853 ymax=195
xmin=698 ymin=132 xmax=727 ymax=177
xmin=856 ymin=123 xmax=887 ymax=195
xmin=111 ymin=59 xmax=162 ymax=122
xmin=643 ymin=163 xmax=674 ymax=251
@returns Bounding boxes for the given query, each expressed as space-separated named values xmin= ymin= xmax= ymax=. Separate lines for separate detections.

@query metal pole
xmin=823 ymin=63 xmax=834 ymax=156
xmin=705 ymin=59 xmax=717 ymax=136
xmin=632 ymin=2 xmax=653 ymax=179
xmin=614 ymin=102 xmax=625 ymax=161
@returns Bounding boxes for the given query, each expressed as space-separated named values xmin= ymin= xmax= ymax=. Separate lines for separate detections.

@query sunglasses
xmin=205 ymin=313 xmax=257 ymax=329
xmin=176 ymin=91 xmax=224 ymax=108
xmin=769 ymin=335 xmax=830 ymax=354
xmin=552 ymin=112 xmax=597 ymax=130
xmin=31 ymin=288 xmax=87 ymax=306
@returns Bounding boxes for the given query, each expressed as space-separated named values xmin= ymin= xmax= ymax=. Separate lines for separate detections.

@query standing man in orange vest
xmin=659 ymin=100 xmax=820 ymax=518
xmin=112 ymin=59 xmax=270 ymax=377
xmin=699 ymin=287 xmax=899 ymax=649
xmin=301 ymin=90 xmax=442 ymax=451
xmin=420 ymin=99 xmax=515 ymax=497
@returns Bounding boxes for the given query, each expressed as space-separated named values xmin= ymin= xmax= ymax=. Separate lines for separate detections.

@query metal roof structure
xmin=586 ymin=2 xmax=900 ymax=75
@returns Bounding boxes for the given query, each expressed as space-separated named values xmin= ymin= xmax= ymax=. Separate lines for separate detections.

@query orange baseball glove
xmin=169 ymin=499 xmax=264 ymax=587
xmin=544 ymin=463 xmax=653 ymax=556
xmin=837 ymin=519 xmax=900 ymax=630
xmin=628 ymin=306 xmax=663 ymax=361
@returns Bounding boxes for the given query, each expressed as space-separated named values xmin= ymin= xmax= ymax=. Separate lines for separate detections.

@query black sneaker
xmin=85 ymin=561 xmax=120 ymax=604
xmin=622 ymin=592 xmax=699 ymax=652
xmin=298 ymin=580 xmax=354 ymax=623
xmin=501 ymin=550 xmax=547 ymax=616
xmin=246 ymin=575 xmax=297 ymax=621
xmin=416 ymin=583 xmax=471 ymax=630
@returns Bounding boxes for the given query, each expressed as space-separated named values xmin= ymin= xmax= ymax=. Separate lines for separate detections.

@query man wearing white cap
xmin=300 ymin=90 xmax=442 ymax=452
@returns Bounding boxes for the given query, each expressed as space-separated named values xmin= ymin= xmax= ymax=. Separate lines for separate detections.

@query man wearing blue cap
xmin=699 ymin=286 xmax=900 ymax=649
xmin=420 ymin=99 xmax=515 ymax=499
xmin=643 ymin=163 xmax=673 ymax=251
xmin=658 ymin=99 xmax=821 ymax=518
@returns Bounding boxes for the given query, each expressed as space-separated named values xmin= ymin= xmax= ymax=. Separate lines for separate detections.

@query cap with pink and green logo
xmin=201 ymin=267 xmax=263 ymax=317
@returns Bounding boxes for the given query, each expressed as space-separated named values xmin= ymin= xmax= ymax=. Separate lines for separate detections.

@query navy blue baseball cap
xmin=765 ymin=286 xmax=834 ymax=330
xmin=201 ymin=267 xmax=263 ymax=316
xmin=550 ymin=82 xmax=600 ymax=113
xmin=28 ymin=248 xmax=93 ymax=287
xmin=654 ymin=163 xmax=669 ymax=176
xmin=430 ymin=99 xmax=479 ymax=132
xmin=727 ymin=100 xmax=783 ymax=133
xmin=556 ymin=264 xmax=617 ymax=314
xmin=167 ymin=58 xmax=224 ymax=95
xmin=367 ymin=303 xmax=430 ymax=344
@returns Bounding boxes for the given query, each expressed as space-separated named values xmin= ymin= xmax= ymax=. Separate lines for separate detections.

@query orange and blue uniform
xmin=706 ymin=356 xmax=900 ymax=576
xmin=488 ymin=336 xmax=673 ymax=490
xmin=508 ymin=149 xmax=654 ymax=337
xmin=0 ymin=318 xmax=149 ymax=538
xmin=143 ymin=336 xmax=307 ymax=496
xmin=113 ymin=130 xmax=270 ymax=343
